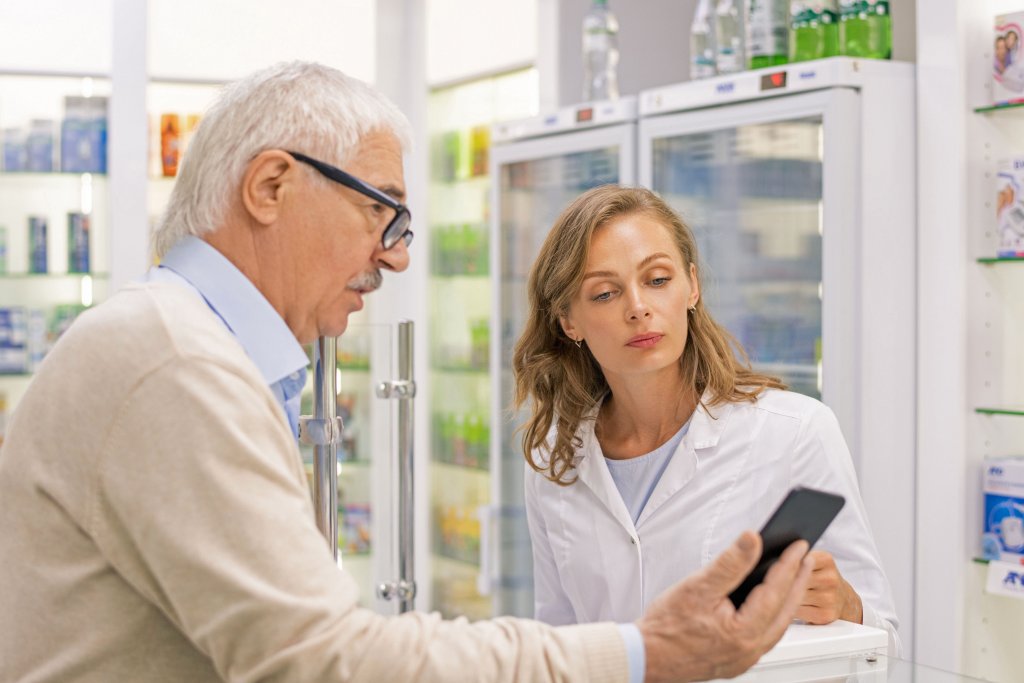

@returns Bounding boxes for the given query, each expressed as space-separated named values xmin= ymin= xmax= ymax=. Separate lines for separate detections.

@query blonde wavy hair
xmin=512 ymin=185 xmax=785 ymax=485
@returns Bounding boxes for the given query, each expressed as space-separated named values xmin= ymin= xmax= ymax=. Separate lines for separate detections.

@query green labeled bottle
xmin=748 ymin=0 xmax=789 ymax=69
xmin=791 ymin=1 xmax=839 ymax=63
xmin=840 ymin=0 xmax=890 ymax=59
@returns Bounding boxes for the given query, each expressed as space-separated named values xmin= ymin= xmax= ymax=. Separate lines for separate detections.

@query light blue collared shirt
xmin=145 ymin=236 xmax=309 ymax=438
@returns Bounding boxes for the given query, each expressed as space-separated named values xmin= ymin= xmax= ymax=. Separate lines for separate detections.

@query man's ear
xmin=241 ymin=150 xmax=294 ymax=226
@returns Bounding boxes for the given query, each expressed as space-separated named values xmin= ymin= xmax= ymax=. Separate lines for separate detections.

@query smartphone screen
xmin=728 ymin=486 xmax=846 ymax=609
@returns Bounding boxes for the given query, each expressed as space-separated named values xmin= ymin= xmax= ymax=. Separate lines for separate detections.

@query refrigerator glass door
xmin=640 ymin=90 xmax=859 ymax=424
xmin=426 ymin=69 xmax=539 ymax=621
xmin=300 ymin=319 xmax=397 ymax=614
xmin=489 ymin=124 xmax=635 ymax=617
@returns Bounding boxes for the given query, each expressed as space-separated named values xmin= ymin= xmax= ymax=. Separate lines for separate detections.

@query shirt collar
xmin=158 ymin=236 xmax=309 ymax=386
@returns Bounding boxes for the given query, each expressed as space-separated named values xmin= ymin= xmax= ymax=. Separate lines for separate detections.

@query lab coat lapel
xmin=574 ymin=420 xmax=637 ymax=536
xmin=635 ymin=398 xmax=734 ymax=528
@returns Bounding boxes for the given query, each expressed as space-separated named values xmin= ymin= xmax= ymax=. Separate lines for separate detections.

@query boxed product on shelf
xmin=26 ymin=119 xmax=55 ymax=172
xmin=0 ymin=307 xmax=27 ymax=374
xmin=27 ymin=215 xmax=47 ymax=274
xmin=67 ymin=212 xmax=91 ymax=273
xmin=3 ymin=128 xmax=27 ymax=172
xmin=995 ymin=157 xmax=1024 ymax=256
xmin=993 ymin=12 xmax=1024 ymax=106
xmin=982 ymin=457 xmax=1024 ymax=563
xmin=340 ymin=503 xmax=371 ymax=554
xmin=61 ymin=96 xmax=108 ymax=174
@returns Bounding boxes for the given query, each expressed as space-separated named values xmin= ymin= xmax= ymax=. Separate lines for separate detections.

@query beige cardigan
xmin=0 ymin=282 xmax=627 ymax=682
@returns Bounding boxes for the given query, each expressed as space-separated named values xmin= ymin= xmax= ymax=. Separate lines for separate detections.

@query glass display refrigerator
xmin=425 ymin=69 xmax=538 ymax=620
xmin=637 ymin=57 xmax=916 ymax=647
xmin=486 ymin=97 xmax=637 ymax=616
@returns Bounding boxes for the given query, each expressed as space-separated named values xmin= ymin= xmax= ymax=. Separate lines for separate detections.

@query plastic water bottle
xmin=582 ymin=0 xmax=620 ymax=101
xmin=715 ymin=0 xmax=747 ymax=75
xmin=839 ymin=0 xmax=890 ymax=59
xmin=691 ymin=0 xmax=718 ymax=80
xmin=748 ymin=0 xmax=789 ymax=69
xmin=791 ymin=1 xmax=839 ymax=62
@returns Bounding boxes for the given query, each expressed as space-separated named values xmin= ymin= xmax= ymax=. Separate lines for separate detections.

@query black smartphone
xmin=728 ymin=486 xmax=846 ymax=609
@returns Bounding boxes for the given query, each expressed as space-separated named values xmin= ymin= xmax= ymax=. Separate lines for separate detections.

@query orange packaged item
xmin=160 ymin=113 xmax=180 ymax=177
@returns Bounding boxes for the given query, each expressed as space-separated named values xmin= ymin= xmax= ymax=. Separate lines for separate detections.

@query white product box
xmin=982 ymin=457 xmax=1024 ymax=563
xmin=994 ymin=12 xmax=1024 ymax=105
xmin=995 ymin=158 xmax=1024 ymax=257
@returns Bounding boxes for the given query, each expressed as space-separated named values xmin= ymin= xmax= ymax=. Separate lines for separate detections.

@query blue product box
xmin=3 ymin=128 xmax=27 ymax=172
xmin=28 ymin=215 xmax=47 ymax=274
xmin=60 ymin=96 xmax=108 ymax=174
xmin=26 ymin=120 xmax=55 ymax=172
xmin=983 ymin=457 xmax=1024 ymax=562
xmin=0 ymin=307 xmax=28 ymax=374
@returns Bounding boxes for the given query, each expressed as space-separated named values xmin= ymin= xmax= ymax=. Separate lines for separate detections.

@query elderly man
xmin=0 ymin=61 xmax=811 ymax=683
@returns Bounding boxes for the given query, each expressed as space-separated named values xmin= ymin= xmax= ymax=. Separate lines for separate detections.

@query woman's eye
xmin=592 ymin=291 xmax=612 ymax=302
xmin=650 ymin=277 xmax=671 ymax=286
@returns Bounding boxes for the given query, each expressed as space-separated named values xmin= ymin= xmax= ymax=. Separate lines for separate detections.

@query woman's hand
xmin=796 ymin=550 xmax=863 ymax=625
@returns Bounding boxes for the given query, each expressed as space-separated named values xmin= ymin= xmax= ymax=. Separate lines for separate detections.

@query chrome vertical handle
xmin=374 ymin=320 xmax=417 ymax=612
xmin=299 ymin=337 xmax=340 ymax=560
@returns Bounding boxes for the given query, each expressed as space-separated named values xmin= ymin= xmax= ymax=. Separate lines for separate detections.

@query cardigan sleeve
xmin=89 ymin=356 xmax=629 ymax=683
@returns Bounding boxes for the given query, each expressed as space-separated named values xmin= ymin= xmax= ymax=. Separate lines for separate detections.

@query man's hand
xmin=795 ymin=550 xmax=863 ymax=626
xmin=636 ymin=531 xmax=813 ymax=683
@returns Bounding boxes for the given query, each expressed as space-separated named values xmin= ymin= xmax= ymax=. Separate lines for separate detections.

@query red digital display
xmin=576 ymin=107 xmax=594 ymax=123
xmin=760 ymin=71 xmax=788 ymax=91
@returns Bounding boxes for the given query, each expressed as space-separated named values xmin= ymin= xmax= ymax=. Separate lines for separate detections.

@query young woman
xmin=513 ymin=185 xmax=901 ymax=654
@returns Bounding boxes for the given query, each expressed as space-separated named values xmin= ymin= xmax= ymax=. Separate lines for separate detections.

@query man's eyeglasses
xmin=287 ymin=150 xmax=413 ymax=250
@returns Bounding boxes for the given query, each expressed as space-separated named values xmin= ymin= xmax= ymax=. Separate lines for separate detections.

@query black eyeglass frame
xmin=286 ymin=150 xmax=413 ymax=250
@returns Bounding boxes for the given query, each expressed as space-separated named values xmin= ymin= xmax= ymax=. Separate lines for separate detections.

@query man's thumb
xmin=697 ymin=530 xmax=762 ymax=596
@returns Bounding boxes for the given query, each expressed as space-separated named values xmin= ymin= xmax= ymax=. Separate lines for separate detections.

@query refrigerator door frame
xmin=483 ymin=121 xmax=636 ymax=613
xmin=638 ymin=88 xmax=861 ymax=469
xmin=637 ymin=83 xmax=917 ymax=654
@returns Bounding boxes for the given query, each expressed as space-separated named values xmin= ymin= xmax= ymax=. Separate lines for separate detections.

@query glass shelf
xmin=431 ymin=364 xmax=488 ymax=374
xmin=977 ymin=256 xmax=1024 ymax=264
xmin=974 ymin=101 xmax=1024 ymax=113
xmin=975 ymin=407 xmax=1024 ymax=417
xmin=0 ymin=272 xmax=108 ymax=280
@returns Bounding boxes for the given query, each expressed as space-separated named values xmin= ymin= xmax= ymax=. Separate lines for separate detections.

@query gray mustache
xmin=347 ymin=270 xmax=382 ymax=293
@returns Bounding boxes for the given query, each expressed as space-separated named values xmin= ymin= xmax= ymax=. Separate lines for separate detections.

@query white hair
xmin=152 ymin=61 xmax=413 ymax=258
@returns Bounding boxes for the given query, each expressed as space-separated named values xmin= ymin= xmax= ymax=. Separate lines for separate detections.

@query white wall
xmin=148 ymin=0 xmax=376 ymax=82
xmin=426 ymin=0 xmax=537 ymax=86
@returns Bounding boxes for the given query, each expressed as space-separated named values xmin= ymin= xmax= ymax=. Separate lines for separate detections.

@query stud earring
xmin=574 ymin=337 xmax=582 ymax=349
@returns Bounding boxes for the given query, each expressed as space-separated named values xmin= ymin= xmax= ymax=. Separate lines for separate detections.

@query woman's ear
xmin=688 ymin=262 xmax=700 ymax=309
xmin=559 ymin=315 xmax=577 ymax=341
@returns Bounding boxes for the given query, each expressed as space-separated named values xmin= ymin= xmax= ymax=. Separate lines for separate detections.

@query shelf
xmin=432 ymin=548 xmax=481 ymax=568
xmin=974 ymin=102 xmax=1024 ymax=114
xmin=975 ymin=407 xmax=1024 ymax=417
xmin=0 ymin=171 xmax=107 ymax=179
xmin=337 ymin=362 xmax=371 ymax=371
xmin=431 ymin=364 xmax=488 ymax=374
xmin=431 ymin=458 xmax=490 ymax=474
xmin=0 ymin=272 xmax=108 ymax=281
xmin=0 ymin=373 xmax=33 ymax=379
xmin=429 ymin=271 xmax=490 ymax=280
xmin=977 ymin=256 xmax=1024 ymax=264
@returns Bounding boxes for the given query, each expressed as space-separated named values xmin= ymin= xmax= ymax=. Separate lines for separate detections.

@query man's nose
xmin=376 ymin=238 xmax=410 ymax=272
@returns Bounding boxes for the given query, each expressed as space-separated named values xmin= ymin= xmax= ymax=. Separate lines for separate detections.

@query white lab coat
xmin=524 ymin=388 xmax=902 ymax=655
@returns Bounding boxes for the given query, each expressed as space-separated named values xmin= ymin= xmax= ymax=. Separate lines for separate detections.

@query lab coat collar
xmin=572 ymin=392 xmax=737 ymax=533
